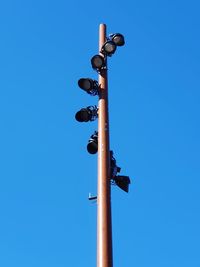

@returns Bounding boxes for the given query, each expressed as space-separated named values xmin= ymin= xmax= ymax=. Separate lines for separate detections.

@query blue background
xmin=0 ymin=0 xmax=200 ymax=266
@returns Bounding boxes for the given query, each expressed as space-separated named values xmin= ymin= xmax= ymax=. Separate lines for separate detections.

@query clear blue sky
xmin=0 ymin=0 xmax=200 ymax=266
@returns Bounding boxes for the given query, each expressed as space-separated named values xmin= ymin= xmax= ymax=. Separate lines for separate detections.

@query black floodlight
xmin=110 ymin=33 xmax=125 ymax=46
xmin=87 ymin=131 xmax=98 ymax=154
xmin=91 ymin=55 xmax=105 ymax=71
xmin=101 ymin=41 xmax=117 ymax=56
xmin=114 ymin=175 xmax=130 ymax=193
xmin=78 ymin=78 xmax=99 ymax=96
xmin=75 ymin=106 xmax=98 ymax=122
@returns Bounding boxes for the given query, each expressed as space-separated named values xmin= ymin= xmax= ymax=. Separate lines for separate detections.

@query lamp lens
xmin=91 ymin=55 xmax=104 ymax=69
xmin=87 ymin=141 xmax=98 ymax=154
xmin=78 ymin=78 xmax=92 ymax=91
xmin=112 ymin=34 xmax=125 ymax=46
xmin=104 ymin=41 xmax=116 ymax=54
xmin=75 ymin=109 xmax=90 ymax=122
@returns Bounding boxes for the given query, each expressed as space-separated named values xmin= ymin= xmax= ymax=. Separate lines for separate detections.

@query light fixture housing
xmin=78 ymin=78 xmax=99 ymax=96
xmin=101 ymin=40 xmax=117 ymax=56
xmin=87 ymin=131 xmax=98 ymax=154
xmin=75 ymin=106 xmax=98 ymax=122
xmin=110 ymin=33 xmax=125 ymax=46
xmin=113 ymin=175 xmax=130 ymax=193
xmin=91 ymin=55 xmax=105 ymax=71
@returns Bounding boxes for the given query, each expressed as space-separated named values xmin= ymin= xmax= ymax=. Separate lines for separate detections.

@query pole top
xmin=99 ymin=23 xmax=107 ymax=29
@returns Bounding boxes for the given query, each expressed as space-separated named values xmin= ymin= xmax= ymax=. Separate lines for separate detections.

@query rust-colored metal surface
xmin=97 ymin=23 xmax=113 ymax=267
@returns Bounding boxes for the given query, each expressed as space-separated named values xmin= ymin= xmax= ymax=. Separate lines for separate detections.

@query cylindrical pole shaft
xmin=97 ymin=24 xmax=113 ymax=267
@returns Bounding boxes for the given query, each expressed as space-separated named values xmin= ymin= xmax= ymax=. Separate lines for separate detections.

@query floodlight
xmin=110 ymin=33 xmax=125 ymax=46
xmin=113 ymin=175 xmax=130 ymax=193
xmin=78 ymin=78 xmax=99 ymax=96
xmin=87 ymin=131 xmax=98 ymax=154
xmin=91 ymin=55 xmax=105 ymax=71
xmin=75 ymin=106 xmax=98 ymax=122
xmin=101 ymin=41 xmax=116 ymax=56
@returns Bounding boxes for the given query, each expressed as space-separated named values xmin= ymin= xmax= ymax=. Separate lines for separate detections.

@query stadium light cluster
xmin=75 ymin=31 xmax=130 ymax=193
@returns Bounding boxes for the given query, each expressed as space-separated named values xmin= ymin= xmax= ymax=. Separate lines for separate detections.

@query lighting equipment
xmin=113 ymin=175 xmax=131 ymax=193
xmin=75 ymin=106 xmax=98 ymax=122
xmin=109 ymin=33 xmax=125 ymax=46
xmin=91 ymin=55 xmax=105 ymax=71
xmin=78 ymin=78 xmax=99 ymax=96
xmin=101 ymin=41 xmax=116 ymax=56
xmin=87 ymin=131 xmax=98 ymax=154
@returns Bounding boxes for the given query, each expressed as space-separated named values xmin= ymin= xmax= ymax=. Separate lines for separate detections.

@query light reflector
xmin=110 ymin=33 xmax=125 ymax=46
xmin=101 ymin=41 xmax=116 ymax=56
xmin=91 ymin=55 xmax=105 ymax=70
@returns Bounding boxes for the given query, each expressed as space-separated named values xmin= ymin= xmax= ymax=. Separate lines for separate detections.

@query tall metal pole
xmin=97 ymin=23 xmax=113 ymax=267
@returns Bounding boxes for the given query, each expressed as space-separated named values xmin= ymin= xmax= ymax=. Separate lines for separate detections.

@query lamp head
xmin=101 ymin=41 xmax=116 ymax=56
xmin=75 ymin=106 xmax=98 ymax=122
xmin=78 ymin=78 xmax=99 ymax=96
xmin=75 ymin=108 xmax=90 ymax=122
xmin=110 ymin=33 xmax=125 ymax=46
xmin=114 ymin=175 xmax=130 ymax=193
xmin=87 ymin=131 xmax=98 ymax=154
xmin=91 ymin=55 xmax=105 ymax=71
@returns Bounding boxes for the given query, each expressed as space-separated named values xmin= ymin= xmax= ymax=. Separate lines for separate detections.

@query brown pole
xmin=97 ymin=24 xmax=113 ymax=267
